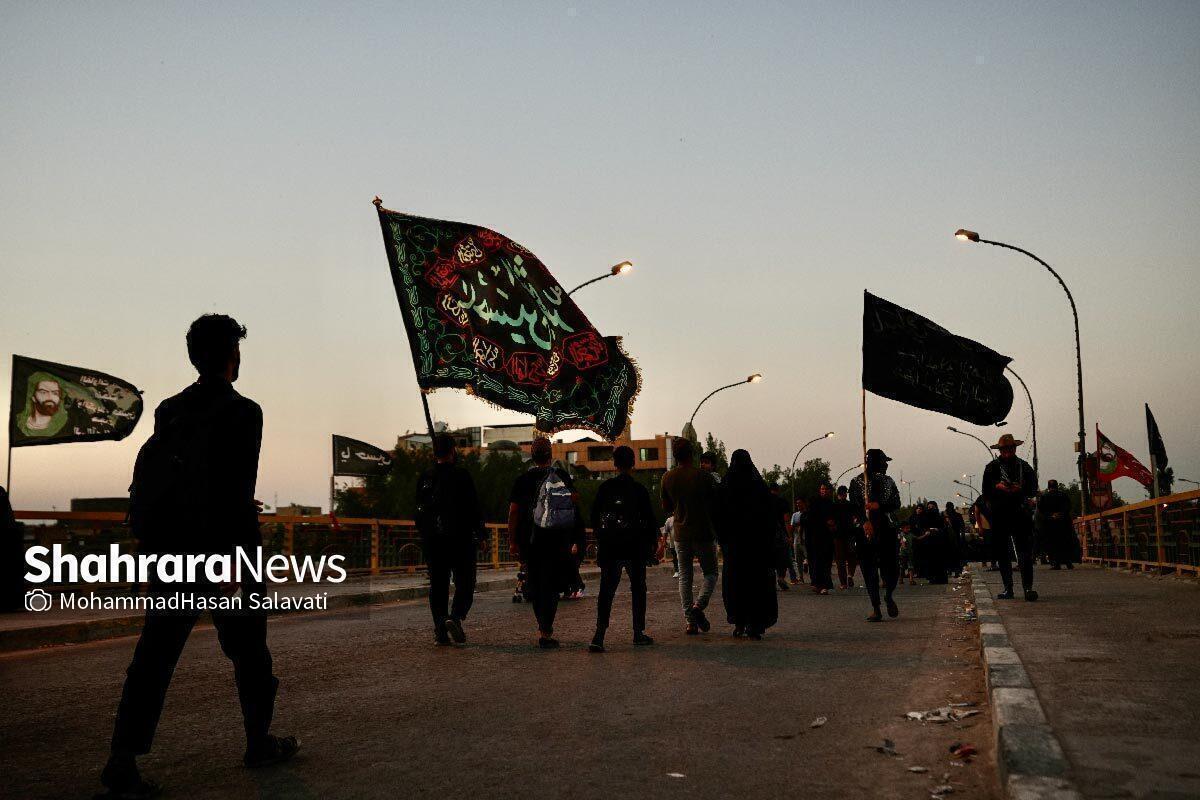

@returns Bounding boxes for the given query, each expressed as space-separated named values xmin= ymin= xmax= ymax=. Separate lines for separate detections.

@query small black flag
xmin=862 ymin=292 xmax=1013 ymax=426
xmin=332 ymin=435 xmax=394 ymax=477
xmin=9 ymin=355 xmax=143 ymax=447
xmin=1145 ymin=404 xmax=1169 ymax=493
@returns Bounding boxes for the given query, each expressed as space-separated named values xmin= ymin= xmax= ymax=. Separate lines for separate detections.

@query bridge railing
xmin=13 ymin=511 xmax=601 ymax=578
xmin=1074 ymin=488 xmax=1200 ymax=575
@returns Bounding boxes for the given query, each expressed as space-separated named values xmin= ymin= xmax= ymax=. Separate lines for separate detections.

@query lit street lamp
xmin=900 ymin=477 xmax=915 ymax=506
xmin=955 ymin=229 xmax=1087 ymax=510
xmin=953 ymin=479 xmax=978 ymax=497
xmin=789 ymin=431 xmax=835 ymax=505
xmin=567 ymin=260 xmax=633 ymax=296
xmin=835 ymin=463 xmax=865 ymax=486
xmin=681 ymin=373 xmax=763 ymax=441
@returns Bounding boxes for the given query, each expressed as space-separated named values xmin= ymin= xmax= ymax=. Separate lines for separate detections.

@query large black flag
xmin=375 ymin=203 xmax=641 ymax=440
xmin=8 ymin=355 xmax=143 ymax=447
xmin=862 ymin=292 xmax=1013 ymax=426
xmin=332 ymin=435 xmax=393 ymax=477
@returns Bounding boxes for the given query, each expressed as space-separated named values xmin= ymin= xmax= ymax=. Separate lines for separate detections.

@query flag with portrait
xmin=9 ymin=355 xmax=143 ymax=447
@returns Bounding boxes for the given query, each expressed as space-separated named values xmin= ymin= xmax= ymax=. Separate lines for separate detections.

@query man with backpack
xmin=415 ymin=433 xmax=486 ymax=646
xmin=589 ymin=446 xmax=656 ymax=653
xmin=100 ymin=314 xmax=297 ymax=800
xmin=507 ymin=436 xmax=581 ymax=649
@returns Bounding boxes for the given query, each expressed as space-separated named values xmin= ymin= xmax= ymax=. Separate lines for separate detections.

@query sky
xmin=2 ymin=1 xmax=1198 ymax=511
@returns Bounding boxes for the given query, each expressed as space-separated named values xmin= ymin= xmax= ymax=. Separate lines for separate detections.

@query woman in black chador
xmin=717 ymin=449 xmax=779 ymax=639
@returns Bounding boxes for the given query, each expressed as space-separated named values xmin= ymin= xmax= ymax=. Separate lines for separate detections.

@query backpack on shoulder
xmin=533 ymin=468 xmax=575 ymax=533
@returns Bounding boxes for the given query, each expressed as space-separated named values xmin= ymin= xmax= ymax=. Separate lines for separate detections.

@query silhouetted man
xmin=982 ymin=433 xmax=1038 ymax=601
xmin=850 ymin=449 xmax=902 ymax=622
xmin=589 ymin=445 xmax=656 ymax=652
xmin=416 ymin=433 xmax=485 ymax=645
xmin=1 ymin=485 xmax=23 ymax=612
xmin=661 ymin=437 xmax=718 ymax=635
xmin=507 ymin=436 xmax=581 ymax=648
xmin=100 ymin=315 xmax=297 ymax=799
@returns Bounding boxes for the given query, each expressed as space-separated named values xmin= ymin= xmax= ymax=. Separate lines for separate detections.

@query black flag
xmin=332 ymin=435 xmax=394 ymax=477
xmin=9 ymin=355 xmax=143 ymax=447
xmin=862 ymin=292 xmax=1013 ymax=426
xmin=1145 ymin=404 xmax=1169 ymax=494
xmin=375 ymin=204 xmax=641 ymax=441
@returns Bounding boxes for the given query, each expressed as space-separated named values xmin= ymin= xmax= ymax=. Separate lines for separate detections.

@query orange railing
xmin=1074 ymin=488 xmax=1200 ymax=575
xmin=12 ymin=511 xmax=599 ymax=576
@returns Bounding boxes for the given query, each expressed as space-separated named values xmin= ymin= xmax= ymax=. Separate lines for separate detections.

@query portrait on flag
xmin=375 ymin=206 xmax=640 ymax=440
xmin=8 ymin=356 xmax=143 ymax=447
xmin=1095 ymin=426 xmax=1153 ymax=488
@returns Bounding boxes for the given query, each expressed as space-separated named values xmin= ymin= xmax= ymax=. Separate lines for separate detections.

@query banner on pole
xmin=332 ymin=435 xmax=394 ymax=477
xmin=8 ymin=355 xmax=143 ymax=448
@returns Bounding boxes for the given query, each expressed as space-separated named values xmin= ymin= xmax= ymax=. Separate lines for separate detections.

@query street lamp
xmin=567 ymin=260 xmax=633 ymax=296
xmin=789 ymin=431 xmax=835 ymax=505
xmin=947 ymin=426 xmax=996 ymax=462
xmin=682 ymin=373 xmax=763 ymax=440
xmin=835 ymin=463 xmax=865 ymax=485
xmin=900 ymin=477 xmax=915 ymax=506
xmin=955 ymin=229 xmax=1087 ymax=510
xmin=1006 ymin=365 xmax=1038 ymax=485
xmin=953 ymin=479 xmax=978 ymax=497
xmin=1179 ymin=478 xmax=1200 ymax=488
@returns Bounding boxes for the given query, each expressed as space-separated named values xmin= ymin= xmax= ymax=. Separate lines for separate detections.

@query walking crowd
xmin=86 ymin=312 xmax=1078 ymax=799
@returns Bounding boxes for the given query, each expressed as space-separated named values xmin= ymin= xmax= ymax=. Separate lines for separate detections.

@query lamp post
xmin=955 ymin=229 xmax=1086 ymax=511
xmin=789 ymin=431 xmax=835 ymax=505
xmin=682 ymin=373 xmax=763 ymax=441
xmin=953 ymin=479 xmax=978 ymax=497
xmin=567 ymin=260 xmax=633 ymax=296
xmin=947 ymin=426 xmax=996 ymax=462
xmin=900 ymin=477 xmax=915 ymax=506
xmin=1005 ymin=365 xmax=1038 ymax=485
xmin=961 ymin=473 xmax=975 ymax=493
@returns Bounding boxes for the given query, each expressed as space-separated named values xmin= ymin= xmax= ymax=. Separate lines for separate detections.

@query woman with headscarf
xmin=716 ymin=449 xmax=779 ymax=639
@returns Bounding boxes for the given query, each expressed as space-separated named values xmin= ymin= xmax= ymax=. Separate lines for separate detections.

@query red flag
xmin=1095 ymin=426 xmax=1153 ymax=488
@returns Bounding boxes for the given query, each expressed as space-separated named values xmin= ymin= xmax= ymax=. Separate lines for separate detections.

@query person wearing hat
xmin=848 ymin=448 xmax=902 ymax=621
xmin=981 ymin=433 xmax=1038 ymax=600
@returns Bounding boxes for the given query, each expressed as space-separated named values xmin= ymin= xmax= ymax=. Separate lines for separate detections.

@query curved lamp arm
xmin=567 ymin=261 xmax=633 ymax=296
xmin=788 ymin=431 xmax=835 ymax=504
xmin=688 ymin=374 xmax=762 ymax=426
xmin=947 ymin=425 xmax=996 ymax=462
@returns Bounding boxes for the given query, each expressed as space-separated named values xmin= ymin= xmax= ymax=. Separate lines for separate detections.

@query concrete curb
xmin=970 ymin=568 xmax=1082 ymax=800
xmin=1 ymin=568 xmax=601 ymax=653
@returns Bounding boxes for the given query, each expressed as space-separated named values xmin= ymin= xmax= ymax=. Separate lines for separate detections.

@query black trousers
xmin=595 ymin=559 xmax=647 ymax=635
xmin=525 ymin=537 xmax=571 ymax=635
xmin=111 ymin=582 xmax=278 ymax=755
xmin=993 ymin=521 xmax=1035 ymax=592
xmin=426 ymin=540 xmax=477 ymax=629
xmin=857 ymin=532 xmax=899 ymax=610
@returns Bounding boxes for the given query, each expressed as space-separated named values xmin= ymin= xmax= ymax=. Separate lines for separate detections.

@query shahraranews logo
xmin=23 ymin=545 xmax=348 ymax=613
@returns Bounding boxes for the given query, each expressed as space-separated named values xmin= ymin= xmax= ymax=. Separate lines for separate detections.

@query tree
xmin=703 ymin=433 xmax=728 ymax=473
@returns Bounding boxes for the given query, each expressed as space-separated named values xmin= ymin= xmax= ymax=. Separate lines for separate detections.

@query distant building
xmin=274 ymin=503 xmax=321 ymax=517
xmin=70 ymin=497 xmax=130 ymax=514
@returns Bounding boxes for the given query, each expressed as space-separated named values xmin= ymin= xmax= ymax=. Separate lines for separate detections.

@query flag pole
xmin=5 ymin=355 xmax=13 ymax=499
xmin=374 ymin=195 xmax=437 ymax=442
xmin=861 ymin=387 xmax=870 ymax=525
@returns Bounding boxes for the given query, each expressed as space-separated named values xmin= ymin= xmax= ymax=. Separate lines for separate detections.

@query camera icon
xmin=25 ymin=589 xmax=53 ymax=613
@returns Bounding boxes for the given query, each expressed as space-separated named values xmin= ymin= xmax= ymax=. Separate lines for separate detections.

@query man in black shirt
xmin=100 ymin=315 xmax=296 ymax=800
xmin=589 ymin=446 xmax=657 ymax=652
xmin=982 ymin=433 xmax=1038 ymax=600
xmin=849 ymin=449 xmax=902 ymax=622
xmin=507 ymin=436 xmax=582 ymax=648
xmin=416 ymin=434 xmax=485 ymax=645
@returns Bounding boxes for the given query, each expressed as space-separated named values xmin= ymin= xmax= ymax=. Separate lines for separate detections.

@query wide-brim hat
xmin=991 ymin=433 xmax=1024 ymax=449
xmin=865 ymin=448 xmax=892 ymax=463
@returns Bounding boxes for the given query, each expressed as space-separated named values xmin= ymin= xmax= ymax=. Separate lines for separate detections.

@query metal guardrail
xmin=1074 ymin=488 xmax=1200 ymax=575
xmin=12 ymin=511 xmax=601 ymax=576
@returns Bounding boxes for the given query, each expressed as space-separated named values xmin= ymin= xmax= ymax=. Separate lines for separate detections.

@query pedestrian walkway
xmin=981 ymin=563 xmax=1200 ymax=799
xmin=0 ymin=567 xmax=586 ymax=652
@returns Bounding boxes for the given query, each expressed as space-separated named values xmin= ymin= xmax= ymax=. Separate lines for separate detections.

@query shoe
xmin=672 ymin=571 xmax=680 ymax=579
xmin=444 ymin=617 xmax=465 ymax=644
xmin=747 ymin=630 xmax=763 ymax=641
xmin=538 ymin=636 xmax=560 ymax=649
xmin=434 ymin=629 xmax=452 ymax=646
xmin=819 ymin=588 xmax=829 ymax=595
xmin=1024 ymin=589 xmax=1039 ymax=602
xmin=886 ymin=597 xmax=899 ymax=618
xmin=789 ymin=578 xmax=800 ymax=585
xmin=691 ymin=606 xmax=711 ymax=633
xmin=685 ymin=623 xmax=699 ymax=635
xmin=633 ymin=632 xmax=654 ymax=646
xmin=588 ymin=633 xmax=605 ymax=653
xmin=99 ymin=756 xmax=161 ymax=800
xmin=244 ymin=735 xmax=300 ymax=768
xmin=996 ymin=590 xmax=1015 ymax=600
xmin=866 ymin=609 xmax=883 ymax=622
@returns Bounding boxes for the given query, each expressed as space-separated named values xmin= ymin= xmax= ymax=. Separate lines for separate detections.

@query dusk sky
xmin=3 ymin=2 xmax=1198 ymax=511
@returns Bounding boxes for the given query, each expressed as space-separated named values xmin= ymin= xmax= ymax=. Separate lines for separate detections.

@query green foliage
xmin=703 ymin=432 xmax=728 ymax=472
xmin=762 ymin=458 xmax=832 ymax=504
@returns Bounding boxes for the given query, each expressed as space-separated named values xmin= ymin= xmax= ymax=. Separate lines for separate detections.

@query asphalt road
xmin=2 ymin=571 xmax=998 ymax=799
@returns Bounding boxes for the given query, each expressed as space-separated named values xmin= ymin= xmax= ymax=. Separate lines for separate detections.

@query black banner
xmin=375 ymin=204 xmax=641 ymax=441
xmin=9 ymin=355 xmax=143 ymax=447
xmin=332 ymin=435 xmax=393 ymax=477
xmin=862 ymin=292 xmax=1013 ymax=426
